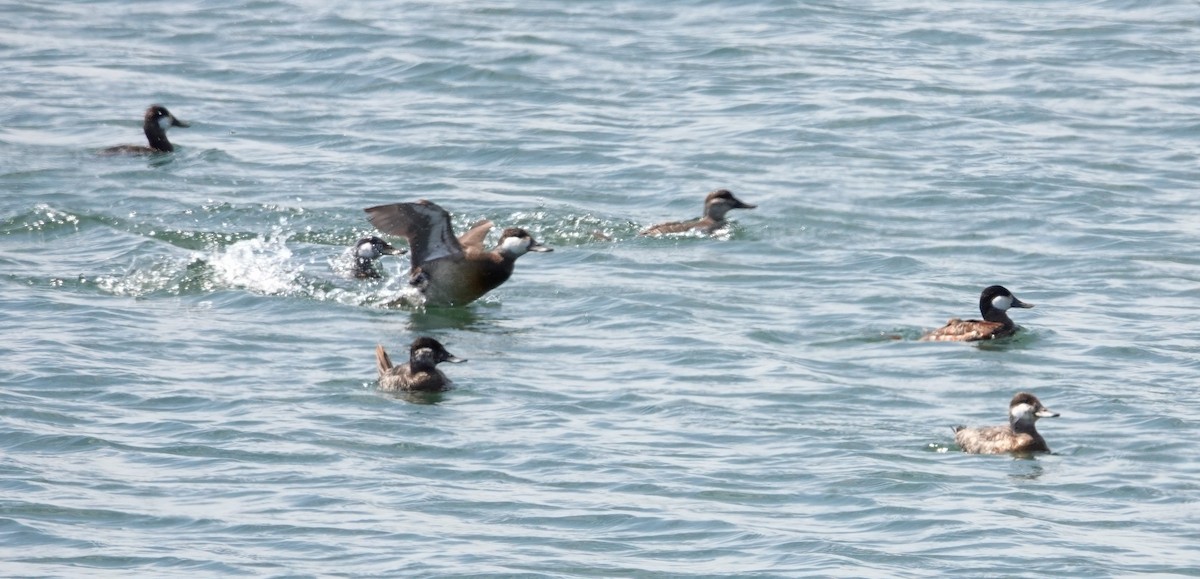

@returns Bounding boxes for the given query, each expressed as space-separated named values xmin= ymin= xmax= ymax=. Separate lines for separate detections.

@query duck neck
xmin=145 ymin=125 xmax=173 ymax=152
xmin=1010 ymin=415 xmax=1039 ymax=436
xmin=705 ymin=205 xmax=729 ymax=222
xmin=982 ymin=308 xmax=1014 ymax=326
xmin=410 ymin=352 xmax=440 ymax=373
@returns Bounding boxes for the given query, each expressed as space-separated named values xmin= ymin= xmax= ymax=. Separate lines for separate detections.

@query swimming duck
xmin=364 ymin=200 xmax=552 ymax=306
xmin=352 ymin=236 xmax=406 ymax=279
xmin=376 ymin=337 xmax=466 ymax=392
xmin=99 ymin=105 xmax=190 ymax=155
xmin=953 ymin=392 xmax=1059 ymax=454
xmin=920 ymin=285 xmax=1033 ymax=342
xmin=639 ymin=189 xmax=756 ymax=236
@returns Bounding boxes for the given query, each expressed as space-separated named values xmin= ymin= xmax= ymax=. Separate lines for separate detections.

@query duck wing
xmin=954 ymin=425 xmax=1013 ymax=453
xmin=375 ymin=344 xmax=394 ymax=377
xmin=365 ymin=200 xmax=464 ymax=268
xmin=457 ymin=219 xmax=494 ymax=252
xmin=919 ymin=318 xmax=1005 ymax=342
xmin=639 ymin=218 xmax=703 ymax=236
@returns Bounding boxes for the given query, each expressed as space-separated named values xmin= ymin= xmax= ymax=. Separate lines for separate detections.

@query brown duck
xmin=364 ymin=200 xmax=552 ymax=306
xmin=376 ymin=337 xmax=466 ymax=392
xmin=953 ymin=392 xmax=1059 ymax=454
xmin=920 ymin=285 xmax=1033 ymax=342
xmin=639 ymin=189 xmax=756 ymax=236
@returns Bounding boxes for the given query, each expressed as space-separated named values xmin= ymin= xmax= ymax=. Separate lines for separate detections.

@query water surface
xmin=3 ymin=1 xmax=1200 ymax=576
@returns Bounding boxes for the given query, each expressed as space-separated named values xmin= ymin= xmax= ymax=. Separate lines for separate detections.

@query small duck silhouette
xmin=100 ymin=105 xmax=190 ymax=155
xmin=640 ymin=189 xmax=756 ymax=236
xmin=351 ymin=236 xmax=406 ymax=279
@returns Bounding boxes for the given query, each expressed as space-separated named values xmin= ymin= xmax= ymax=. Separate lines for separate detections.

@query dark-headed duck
xmin=920 ymin=285 xmax=1033 ymax=342
xmin=375 ymin=337 xmax=466 ymax=392
xmin=352 ymin=236 xmax=406 ymax=279
xmin=99 ymin=105 xmax=190 ymax=155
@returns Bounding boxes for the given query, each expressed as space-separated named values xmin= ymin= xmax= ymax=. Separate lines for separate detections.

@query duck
xmin=920 ymin=285 xmax=1034 ymax=342
xmin=352 ymin=236 xmax=406 ymax=279
xmin=639 ymin=189 xmax=756 ymax=236
xmin=99 ymin=105 xmax=190 ymax=155
xmin=364 ymin=200 xmax=552 ymax=306
xmin=375 ymin=337 xmax=466 ymax=392
xmin=953 ymin=392 xmax=1059 ymax=454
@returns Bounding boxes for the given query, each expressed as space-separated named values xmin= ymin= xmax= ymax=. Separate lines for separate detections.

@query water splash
xmin=206 ymin=235 xmax=303 ymax=296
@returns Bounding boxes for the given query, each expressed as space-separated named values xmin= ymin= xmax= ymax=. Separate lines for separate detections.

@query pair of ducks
xmin=930 ymin=288 xmax=1056 ymax=453
xmin=925 ymin=286 xmax=1055 ymax=454
xmin=94 ymin=105 xmax=750 ymax=237
xmin=373 ymin=286 xmax=1037 ymax=375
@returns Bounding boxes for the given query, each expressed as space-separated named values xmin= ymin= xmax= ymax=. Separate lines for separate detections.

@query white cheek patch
xmin=356 ymin=243 xmax=376 ymax=258
xmin=158 ymin=116 xmax=174 ymax=130
xmin=1010 ymin=403 xmax=1034 ymax=421
xmin=991 ymin=295 xmax=1013 ymax=310
xmin=499 ymin=235 xmax=530 ymax=255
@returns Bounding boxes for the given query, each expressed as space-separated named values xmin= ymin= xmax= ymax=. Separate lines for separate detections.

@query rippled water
xmin=3 ymin=1 xmax=1200 ymax=576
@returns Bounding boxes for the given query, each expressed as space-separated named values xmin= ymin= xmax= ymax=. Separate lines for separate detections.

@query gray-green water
xmin=3 ymin=1 xmax=1200 ymax=576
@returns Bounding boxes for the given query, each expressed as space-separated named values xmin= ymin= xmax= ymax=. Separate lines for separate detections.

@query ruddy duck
xmin=375 ymin=337 xmax=466 ymax=392
xmin=639 ymin=189 xmax=756 ymax=236
xmin=364 ymin=200 xmax=552 ymax=306
xmin=99 ymin=105 xmax=190 ymax=155
xmin=352 ymin=236 xmax=406 ymax=279
xmin=920 ymin=285 xmax=1034 ymax=342
xmin=953 ymin=392 xmax=1059 ymax=454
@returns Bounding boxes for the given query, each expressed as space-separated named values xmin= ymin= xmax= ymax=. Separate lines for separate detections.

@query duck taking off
xmin=364 ymin=200 xmax=552 ymax=306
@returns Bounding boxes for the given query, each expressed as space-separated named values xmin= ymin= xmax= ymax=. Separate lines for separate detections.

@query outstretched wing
xmin=364 ymin=200 xmax=463 ymax=267
xmin=457 ymin=219 xmax=494 ymax=251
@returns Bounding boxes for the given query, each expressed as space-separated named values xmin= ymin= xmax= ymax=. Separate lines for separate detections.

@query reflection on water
xmin=1009 ymin=462 xmax=1046 ymax=481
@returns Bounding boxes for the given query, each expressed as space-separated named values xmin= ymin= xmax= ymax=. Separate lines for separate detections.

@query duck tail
xmin=375 ymin=344 xmax=393 ymax=377
xmin=951 ymin=425 xmax=966 ymax=434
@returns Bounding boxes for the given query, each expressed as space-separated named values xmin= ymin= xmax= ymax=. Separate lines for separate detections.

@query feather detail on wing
xmin=375 ymin=344 xmax=393 ymax=377
xmin=919 ymin=318 xmax=1005 ymax=342
xmin=364 ymin=200 xmax=463 ymax=267
xmin=954 ymin=425 xmax=1037 ymax=454
xmin=457 ymin=219 xmax=494 ymax=251
xmin=640 ymin=218 xmax=701 ymax=236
